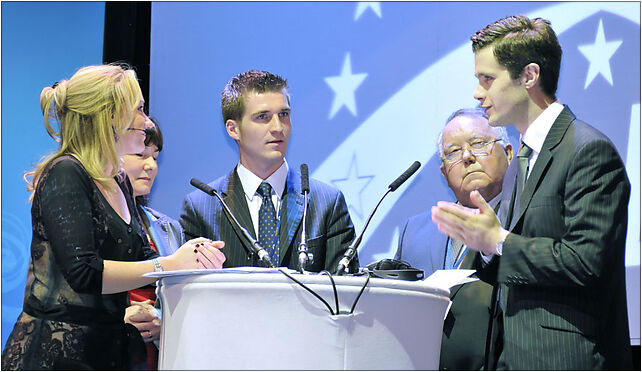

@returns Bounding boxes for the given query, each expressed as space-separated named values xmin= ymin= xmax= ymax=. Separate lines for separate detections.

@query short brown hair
xmin=221 ymin=70 xmax=289 ymax=123
xmin=471 ymin=15 xmax=562 ymax=99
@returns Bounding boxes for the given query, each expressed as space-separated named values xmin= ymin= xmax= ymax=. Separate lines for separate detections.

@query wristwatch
xmin=152 ymin=257 xmax=164 ymax=272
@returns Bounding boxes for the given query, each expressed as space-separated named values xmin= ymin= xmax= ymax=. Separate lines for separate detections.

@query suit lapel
xmin=222 ymin=168 xmax=256 ymax=240
xmin=141 ymin=207 xmax=170 ymax=256
xmin=278 ymin=168 xmax=304 ymax=263
xmin=510 ymin=106 xmax=574 ymax=231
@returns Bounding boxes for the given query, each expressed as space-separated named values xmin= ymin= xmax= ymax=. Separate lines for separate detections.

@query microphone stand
xmin=335 ymin=189 xmax=391 ymax=275
xmin=335 ymin=161 xmax=421 ymax=275
xmin=190 ymin=178 xmax=274 ymax=268
xmin=297 ymin=164 xmax=312 ymax=273
xmin=297 ymin=190 xmax=310 ymax=273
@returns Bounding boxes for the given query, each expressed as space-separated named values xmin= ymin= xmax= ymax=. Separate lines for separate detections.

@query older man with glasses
xmin=395 ymin=107 xmax=513 ymax=370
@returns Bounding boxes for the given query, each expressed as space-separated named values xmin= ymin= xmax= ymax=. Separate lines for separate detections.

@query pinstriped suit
xmin=180 ymin=166 xmax=358 ymax=272
xmin=482 ymin=106 xmax=632 ymax=369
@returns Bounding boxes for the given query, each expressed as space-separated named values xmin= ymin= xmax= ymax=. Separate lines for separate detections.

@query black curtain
xmin=103 ymin=1 xmax=151 ymax=111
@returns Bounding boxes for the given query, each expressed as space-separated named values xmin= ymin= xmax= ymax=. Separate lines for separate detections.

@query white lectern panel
xmin=156 ymin=272 xmax=449 ymax=370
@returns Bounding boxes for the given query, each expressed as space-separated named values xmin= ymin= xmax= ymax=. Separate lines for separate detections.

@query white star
xmin=324 ymin=53 xmax=368 ymax=119
xmin=331 ymin=155 xmax=374 ymax=220
xmin=354 ymin=2 xmax=382 ymax=21
xmin=578 ymin=19 xmax=622 ymax=89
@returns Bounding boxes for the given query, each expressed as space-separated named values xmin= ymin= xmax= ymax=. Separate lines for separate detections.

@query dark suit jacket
xmin=180 ymin=166 xmax=358 ymax=272
xmin=483 ymin=106 xmax=632 ymax=370
xmin=396 ymin=212 xmax=493 ymax=371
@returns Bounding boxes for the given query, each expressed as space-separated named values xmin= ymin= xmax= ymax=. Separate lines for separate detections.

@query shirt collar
xmin=456 ymin=191 xmax=501 ymax=209
xmin=487 ymin=192 xmax=501 ymax=210
xmin=521 ymin=101 xmax=564 ymax=154
xmin=236 ymin=160 xmax=289 ymax=199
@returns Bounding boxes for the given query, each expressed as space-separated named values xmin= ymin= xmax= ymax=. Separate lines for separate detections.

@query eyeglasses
xmin=112 ymin=126 xmax=156 ymax=141
xmin=128 ymin=127 xmax=156 ymax=136
xmin=442 ymin=139 xmax=501 ymax=166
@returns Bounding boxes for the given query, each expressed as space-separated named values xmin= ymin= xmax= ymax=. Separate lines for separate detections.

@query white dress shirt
xmin=520 ymin=101 xmax=564 ymax=179
xmin=483 ymin=101 xmax=565 ymax=262
xmin=236 ymin=160 xmax=289 ymax=237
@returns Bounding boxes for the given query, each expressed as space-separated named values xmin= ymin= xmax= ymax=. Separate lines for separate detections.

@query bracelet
xmin=152 ymin=257 xmax=164 ymax=272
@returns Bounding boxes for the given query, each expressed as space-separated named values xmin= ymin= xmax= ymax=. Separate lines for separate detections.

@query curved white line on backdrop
xmin=626 ymin=104 xmax=640 ymax=267
xmin=312 ymin=2 xmax=640 ymax=252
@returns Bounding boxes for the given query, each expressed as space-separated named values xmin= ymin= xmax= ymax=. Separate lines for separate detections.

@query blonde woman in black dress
xmin=1 ymin=64 xmax=225 ymax=370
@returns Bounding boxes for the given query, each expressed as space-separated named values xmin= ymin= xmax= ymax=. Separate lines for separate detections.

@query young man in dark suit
xmin=180 ymin=70 xmax=358 ymax=272
xmin=396 ymin=108 xmax=513 ymax=370
xmin=431 ymin=16 xmax=631 ymax=369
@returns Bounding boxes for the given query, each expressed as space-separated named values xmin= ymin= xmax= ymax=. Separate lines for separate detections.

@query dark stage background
xmin=2 ymin=2 xmax=639 ymax=356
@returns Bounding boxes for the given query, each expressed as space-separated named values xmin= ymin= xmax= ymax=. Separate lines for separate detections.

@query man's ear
xmin=504 ymin=143 xmax=514 ymax=163
xmin=440 ymin=163 xmax=447 ymax=180
xmin=226 ymin=119 xmax=240 ymax=140
xmin=521 ymin=63 xmax=540 ymax=90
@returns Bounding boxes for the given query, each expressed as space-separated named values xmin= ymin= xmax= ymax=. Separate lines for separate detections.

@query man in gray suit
xmin=431 ymin=15 xmax=631 ymax=369
xmin=180 ymin=70 xmax=357 ymax=272
xmin=396 ymin=108 xmax=513 ymax=370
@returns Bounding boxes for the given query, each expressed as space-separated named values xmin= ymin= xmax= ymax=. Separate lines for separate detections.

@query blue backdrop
xmin=1 ymin=1 xmax=639 ymax=349
xmin=148 ymin=1 xmax=639 ymax=344
xmin=1 ymin=1 xmax=105 ymax=348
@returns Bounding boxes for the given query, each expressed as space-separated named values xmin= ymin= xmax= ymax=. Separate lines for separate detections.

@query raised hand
xmin=431 ymin=190 xmax=509 ymax=255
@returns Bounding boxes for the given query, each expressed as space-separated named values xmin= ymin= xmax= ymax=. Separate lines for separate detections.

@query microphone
xmin=297 ymin=164 xmax=312 ymax=273
xmin=300 ymin=163 xmax=310 ymax=194
xmin=389 ymin=161 xmax=421 ymax=191
xmin=190 ymin=178 xmax=275 ymax=268
xmin=335 ymin=161 xmax=421 ymax=275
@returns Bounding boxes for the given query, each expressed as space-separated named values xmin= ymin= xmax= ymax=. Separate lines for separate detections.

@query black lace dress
xmin=1 ymin=156 xmax=158 ymax=370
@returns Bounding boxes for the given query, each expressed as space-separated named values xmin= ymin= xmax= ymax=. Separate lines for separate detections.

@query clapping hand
xmin=431 ymin=190 xmax=509 ymax=255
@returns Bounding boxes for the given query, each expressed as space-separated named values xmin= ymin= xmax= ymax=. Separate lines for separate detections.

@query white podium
xmin=154 ymin=269 xmax=450 ymax=370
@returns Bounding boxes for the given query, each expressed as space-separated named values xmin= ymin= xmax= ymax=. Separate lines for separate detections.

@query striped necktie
xmin=517 ymin=142 xmax=533 ymax=194
xmin=506 ymin=142 xmax=533 ymax=229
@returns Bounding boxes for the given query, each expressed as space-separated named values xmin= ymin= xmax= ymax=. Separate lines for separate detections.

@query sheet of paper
xmin=420 ymin=269 xmax=479 ymax=319
xmin=421 ymin=269 xmax=479 ymax=291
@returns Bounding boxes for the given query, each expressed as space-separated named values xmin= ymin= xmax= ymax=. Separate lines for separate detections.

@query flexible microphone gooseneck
xmin=335 ymin=161 xmax=421 ymax=275
xmin=190 ymin=178 xmax=275 ymax=268
xmin=297 ymin=164 xmax=312 ymax=273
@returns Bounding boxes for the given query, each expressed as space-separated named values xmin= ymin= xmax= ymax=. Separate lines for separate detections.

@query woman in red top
xmin=122 ymin=118 xmax=182 ymax=370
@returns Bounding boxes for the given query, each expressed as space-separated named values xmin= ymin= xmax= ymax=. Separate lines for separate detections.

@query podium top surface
xmin=149 ymin=268 xmax=450 ymax=298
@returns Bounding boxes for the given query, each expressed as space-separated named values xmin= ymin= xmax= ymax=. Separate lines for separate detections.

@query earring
xmin=112 ymin=126 xmax=119 ymax=142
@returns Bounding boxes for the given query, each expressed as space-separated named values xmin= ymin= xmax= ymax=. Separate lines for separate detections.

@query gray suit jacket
xmin=483 ymin=106 xmax=632 ymax=370
xmin=395 ymin=212 xmax=446 ymax=275
xmin=180 ymin=166 xmax=358 ymax=272
xmin=396 ymin=212 xmax=492 ymax=370
xmin=139 ymin=205 xmax=185 ymax=256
